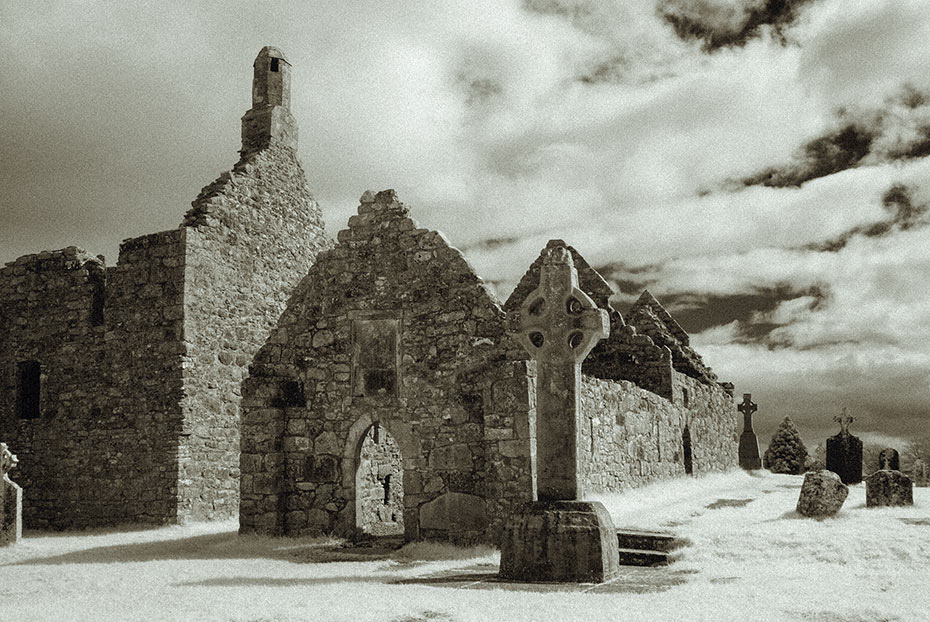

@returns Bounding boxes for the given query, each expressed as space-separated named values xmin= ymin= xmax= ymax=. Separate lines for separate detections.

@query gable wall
xmin=179 ymin=144 xmax=330 ymax=522
xmin=240 ymin=191 xmax=533 ymax=543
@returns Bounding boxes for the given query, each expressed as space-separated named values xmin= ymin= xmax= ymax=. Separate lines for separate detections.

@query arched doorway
xmin=355 ymin=422 xmax=404 ymax=536
xmin=682 ymin=425 xmax=694 ymax=475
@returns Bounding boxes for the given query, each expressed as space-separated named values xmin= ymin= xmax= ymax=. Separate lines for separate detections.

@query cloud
xmin=659 ymin=0 xmax=818 ymax=51
xmin=738 ymin=88 xmax=930 ymax=189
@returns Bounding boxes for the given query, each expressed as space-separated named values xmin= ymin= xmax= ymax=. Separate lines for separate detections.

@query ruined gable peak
xmin=629 ymin=289 xmax=689 ymax=346
xmin=505 ymin=239 xmax=617 ymax=314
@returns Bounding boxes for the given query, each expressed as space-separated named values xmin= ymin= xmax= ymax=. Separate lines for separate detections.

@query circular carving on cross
xmin=516 ymin=246 xmax=609 ymax=364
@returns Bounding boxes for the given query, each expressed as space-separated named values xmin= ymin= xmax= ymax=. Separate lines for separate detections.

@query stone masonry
xmin=0 ymin=47 xmax=329 ymax=528
xmin=241 ymin=194 xmax=738 ymax=544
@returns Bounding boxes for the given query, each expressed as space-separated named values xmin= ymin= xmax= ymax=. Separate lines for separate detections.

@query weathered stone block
xmin=419 ymin=492 xmax=487 ymax=532
xmin=499 ymin=500 xmax=619 ymax=583
xmin=866 ymin=470 xmax=913 ymax=507
xmin=796 ymin=470 xmax=848 ymax=518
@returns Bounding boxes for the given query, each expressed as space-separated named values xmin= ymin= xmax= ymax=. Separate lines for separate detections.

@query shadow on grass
xmin=13 ymin=531 xmax=420 ymax=566
xmin=14 ymin=530 xmax=498 ymax=568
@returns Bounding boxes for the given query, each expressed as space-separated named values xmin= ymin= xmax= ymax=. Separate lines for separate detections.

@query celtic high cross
xmin=516 ymin=246 xmax=609 ymax=501
xmin=738 ymin=394 xmax=757 ymax=432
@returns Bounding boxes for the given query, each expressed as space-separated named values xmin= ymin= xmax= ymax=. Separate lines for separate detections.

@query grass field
xmin=2 ymin=470 xmax=928 ymax=622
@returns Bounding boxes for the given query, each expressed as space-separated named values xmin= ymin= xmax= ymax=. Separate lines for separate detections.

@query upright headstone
xmin=499 ymin=245 xmax=618 ymax=583
xmin=866 ymin=469 xmax=913 ymax=507
xmin=825 ymin=411 xmax=862 ymax=485
xmin=0 ymin=443 xmax=23 ymax=546
xmin=878 ymin=447 xmax=899 ymax=471
xmin=737 ymin=393 xmax=762 ymax=470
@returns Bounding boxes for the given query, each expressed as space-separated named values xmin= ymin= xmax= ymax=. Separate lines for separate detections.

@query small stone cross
xmin=0 ymin=444 xmax=17 ymax=480
xmin=516 ymin=245 xmax=609 ymax=501
xmin=834 ymin=409 xmax=854 ymax=436
xmin=737 ymin=393 xmax=757 ymax=432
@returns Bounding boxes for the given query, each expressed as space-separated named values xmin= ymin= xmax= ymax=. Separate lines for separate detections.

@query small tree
xmin=763 ymin=416 xmax=809 ymax=475
xmin=904 ymin=436 xmax=930 ymax=486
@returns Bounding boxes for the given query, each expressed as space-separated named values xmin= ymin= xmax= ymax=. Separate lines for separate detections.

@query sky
xmin=2 ymin=0 xmax=929 ymax=450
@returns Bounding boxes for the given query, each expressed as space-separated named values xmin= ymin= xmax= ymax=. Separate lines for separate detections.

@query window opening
xmin=17 ymin=360 xmax=41 ymax=420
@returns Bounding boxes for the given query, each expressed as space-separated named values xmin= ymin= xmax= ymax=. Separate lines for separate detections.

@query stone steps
xmin=616 ymin=529 xmax=686 ymax=567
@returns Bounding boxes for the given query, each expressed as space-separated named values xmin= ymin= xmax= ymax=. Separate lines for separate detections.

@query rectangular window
xmin=270 ymin=58 xmax=279 ymax=72
xmin=352 ymin=318 xmax=399 ymax=398
xmin=17 ymin=360 xmax=41 ymax=419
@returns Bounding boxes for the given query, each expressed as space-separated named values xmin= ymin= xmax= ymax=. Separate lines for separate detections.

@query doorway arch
xmin=354 ymin=422 xmax=404 ymax=536
xmin=682 ymin=425 xmax=694 ymax=475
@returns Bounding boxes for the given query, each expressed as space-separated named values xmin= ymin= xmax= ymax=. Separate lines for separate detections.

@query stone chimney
xmin=240 ymin=46 xmax=297 ymax=156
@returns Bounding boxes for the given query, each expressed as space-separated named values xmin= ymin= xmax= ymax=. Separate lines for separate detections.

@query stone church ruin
xmin=240 ymin=191 xmax=738 ymax=543
xmin=2 ymin=47 xmax=738 ymax=539
xmin=0 ymin=47 xmax=330 ymax=528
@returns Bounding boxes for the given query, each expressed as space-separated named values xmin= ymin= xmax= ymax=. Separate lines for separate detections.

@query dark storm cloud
xmin=804 ymin=183 xmax=930 ymax=252
xmin=741 ymin=123 xmax=874 ymax=188
xmin=659 ymin=0 xmax=817 ymax=52
xmin=597 ymin=258 xmax=829 ymax=341
xmin=737 ymin=86 xmax=930 ymax=189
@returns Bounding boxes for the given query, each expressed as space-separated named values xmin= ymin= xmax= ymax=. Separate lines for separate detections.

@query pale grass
xmin=2 ymin=471 xmax=929 ymax=622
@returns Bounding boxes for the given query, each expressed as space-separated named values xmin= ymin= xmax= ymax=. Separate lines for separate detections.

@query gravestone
xmin=825 ymin=411 xmax=862 ymax=485
xmin=796 ymin=470 xmax=848 ymax=518
xmin=737 ymin=393 xmax=762 ymax=470
xmin=878 ymin=447 xmax=899 ymax=471
xmin=499 ymin=244 xmax=618 ymax=583
xmin=866 ymin=469 xmax=913 ymax=507
xmin=1 ymin=443 xmax=23 ymax=546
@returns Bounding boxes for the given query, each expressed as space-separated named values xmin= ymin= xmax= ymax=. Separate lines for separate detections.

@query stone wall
xmin=179 ymin=143 xmax=329 ymax=522
xmin=0 ymin=234 xmax=187 ymax=528
xmin=579 ymin=373 xmax=738 ymax=494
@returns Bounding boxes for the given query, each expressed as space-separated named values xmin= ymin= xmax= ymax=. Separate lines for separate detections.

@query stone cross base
xmin=499 ymin=501 xmax=619 ymax=583
xmin=738 ymin=431 xmax=762 ymax=470
xmin=1 ymin=478 xmax=22 ymax=546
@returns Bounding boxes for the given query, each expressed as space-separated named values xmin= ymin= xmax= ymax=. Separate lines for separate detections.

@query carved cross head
xmin=517 ymin=246 xmax=609 ymax=365
xmin=0 ymin=443 xmax=18 ymax=477
xmin=737 ymin=393 xmax=757 ymax=416
xmin=833 ymin=409 xmax=854 ymax=435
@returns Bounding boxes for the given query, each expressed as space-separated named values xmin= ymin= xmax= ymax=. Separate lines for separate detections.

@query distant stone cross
xmin=738 ymin=393 xmax=757 ymax=432
xmin=834 ymin=409 xmax=854 ymax=435
xmin=516 ymin=246 xmax=609 ymax=501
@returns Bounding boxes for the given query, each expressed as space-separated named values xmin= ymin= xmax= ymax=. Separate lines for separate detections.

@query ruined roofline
xmin=630 ymin=289 xmax=689 ymax=346
xmin=504 ymin=239 xmax=619 ymax=316
xmin=2 ymin=246 xmax=105 ymax=272
xmin=328 ymin=188 xmax=505 ymax=313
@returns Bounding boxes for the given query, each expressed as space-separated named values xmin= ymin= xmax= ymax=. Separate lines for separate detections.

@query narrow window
xmin=382 ymin=474 xmax=391 ymax=505
xmin=88 ymin=266 xmax=105 ymax=326
xmin=17 ymin=360 xmax=41 ymax=420
xmin=270 ymin=58 xmax=279 ymax=72
xmin=682 ymin=388 xmax=690 ymax=408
